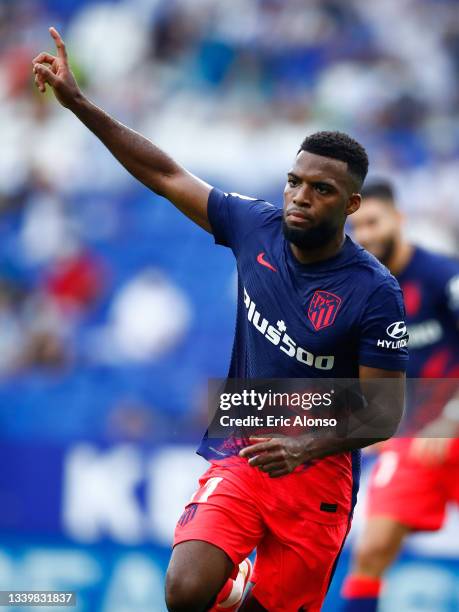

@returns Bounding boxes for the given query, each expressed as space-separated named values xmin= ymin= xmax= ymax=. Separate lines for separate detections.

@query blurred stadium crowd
xmin=0 ymin=0 xmax=458 ymax=442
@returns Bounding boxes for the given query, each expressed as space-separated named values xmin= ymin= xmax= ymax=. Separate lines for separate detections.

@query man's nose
xmin=293 ymin=185 xmax=312 ymax=207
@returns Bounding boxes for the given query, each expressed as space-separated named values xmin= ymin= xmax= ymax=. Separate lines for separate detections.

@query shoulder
xmin=225 ymin=190 xmax=281 ymax=220
xmin=207 ymin=187 xmax=281 ymax=249
xmin=417 ymin=247 xmax=459 ymax=275
xmin=211 ymin=187 xmax=277 ymax=209
xmin=412 ymin=246 xmax=459 ymax=276
xmin=209 ymin=187 xmax=281 ymax=225
xmin=412 ymin=246 xmax=459 ymax=291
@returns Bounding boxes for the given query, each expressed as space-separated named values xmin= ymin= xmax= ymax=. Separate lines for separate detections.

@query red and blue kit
xmin=175 ymin=189 xmax=408 ymax=611
xmin=367 ymin=246 xmax=459 ymax=531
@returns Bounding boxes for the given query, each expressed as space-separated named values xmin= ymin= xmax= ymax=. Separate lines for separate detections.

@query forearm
xmin=301 ymin=405 xmax=403 ymax=461
xmin=33 ymin=27 xmax=212 ymax=230
xmin=240 ymin=410 xmax=401 ymax=477
xmin=302 ymin=435 xmax=385 ymax=462
xmin=68 ymin=93 xmax=181 ymax=194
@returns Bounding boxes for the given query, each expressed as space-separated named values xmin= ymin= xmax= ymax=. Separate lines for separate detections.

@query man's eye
xmin=315 ymin=184 xmax=330 ymax=194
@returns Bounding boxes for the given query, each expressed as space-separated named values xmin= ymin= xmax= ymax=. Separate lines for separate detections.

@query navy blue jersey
xmin=397 ymin=246 xmax=459 ymax=378
xmin=198 ymin=189 xmax=408 ymax=472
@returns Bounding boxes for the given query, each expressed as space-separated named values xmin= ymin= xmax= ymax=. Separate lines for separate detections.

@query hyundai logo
xmin=386 ymin=321 xmax=407 ymax=339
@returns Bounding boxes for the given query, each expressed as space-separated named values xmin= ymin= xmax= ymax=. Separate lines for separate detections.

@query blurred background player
xmin=341 ymin=180 xmax=459 ymax=612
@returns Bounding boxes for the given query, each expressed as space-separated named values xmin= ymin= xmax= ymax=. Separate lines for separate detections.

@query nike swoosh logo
xmin=257 ymin=252 xmax=277 ymax=272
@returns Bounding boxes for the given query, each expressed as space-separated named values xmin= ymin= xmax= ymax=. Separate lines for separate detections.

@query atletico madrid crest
xmin=308 ymin=290 xmax=342 ymax=331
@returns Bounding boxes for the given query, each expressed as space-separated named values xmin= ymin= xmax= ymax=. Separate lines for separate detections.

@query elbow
xmin=380 ymin=412 xmax=403 ymax=441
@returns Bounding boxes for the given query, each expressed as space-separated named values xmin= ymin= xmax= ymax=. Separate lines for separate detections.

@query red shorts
xmin=366 ymin=438 xmax=459 ymax=531
xmin=173 ymin=456 xmax=351 ymax=612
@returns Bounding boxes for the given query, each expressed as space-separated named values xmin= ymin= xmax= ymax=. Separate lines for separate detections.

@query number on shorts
xmin=373 ymin=451 xmax=399 ymax=487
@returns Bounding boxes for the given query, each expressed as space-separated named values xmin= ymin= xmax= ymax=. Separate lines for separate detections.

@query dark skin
xmin=240 ymin=158 xmax=404 ymax=477
xmin=283 ymin=151 xmax=361 ymax=264
xmin=32 ymin=28 xmax=213 ymax=232
xmin=33 ymin=28 xmax=405 ymax=612
xmin=239 ymin=366 xmax=405 ymax=478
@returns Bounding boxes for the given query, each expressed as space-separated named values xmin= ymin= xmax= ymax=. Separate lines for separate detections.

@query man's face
xmin=350 ymin=198 xmax=401 ymax=264
xmin=282 ymin=151 xmax=360 ymax=249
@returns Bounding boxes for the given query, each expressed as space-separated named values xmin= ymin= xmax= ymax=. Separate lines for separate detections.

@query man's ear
xmin=346 ymin=193 xmax=361 ymax=216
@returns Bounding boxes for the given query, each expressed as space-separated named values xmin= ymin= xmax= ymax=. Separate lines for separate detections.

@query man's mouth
xmin=286 ymin=209 xmax=314 ymax=224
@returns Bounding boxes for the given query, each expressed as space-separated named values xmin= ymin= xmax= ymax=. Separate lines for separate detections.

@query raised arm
xmin=32 ymin=27 xmax=212 ymax=231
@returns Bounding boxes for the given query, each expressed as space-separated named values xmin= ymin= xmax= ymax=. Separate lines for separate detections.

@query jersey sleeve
xmin=358 ymin=278 xmax=409 ymax=371
xmin=207 ymin=187 xmax=278 ymax=253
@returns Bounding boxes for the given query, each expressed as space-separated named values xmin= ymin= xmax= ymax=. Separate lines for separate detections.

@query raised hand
xmin=30 ymin=28 xmax=212 ymax=230
xmin=32 ymin=27 xmax=82 ymax=108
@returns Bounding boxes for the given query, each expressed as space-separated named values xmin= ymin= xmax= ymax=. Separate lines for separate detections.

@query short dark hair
xmin=361 ymin=179 xmax=396 ymax=205
xmin=299 ymin=131 xmax=369 ymax=189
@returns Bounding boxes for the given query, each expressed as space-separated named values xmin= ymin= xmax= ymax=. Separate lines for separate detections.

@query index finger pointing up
xmin=49 ymin=26 xmax=67 ymax=61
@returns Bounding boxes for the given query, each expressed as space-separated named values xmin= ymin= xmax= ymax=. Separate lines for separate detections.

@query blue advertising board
xmin=1 ymin=442 xmax=459 ymax=611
